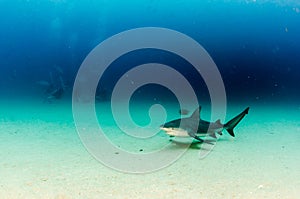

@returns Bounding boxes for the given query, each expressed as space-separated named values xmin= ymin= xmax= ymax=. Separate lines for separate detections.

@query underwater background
xmin=1 ymin=0 xmax=300 ymax=103
xmin=0 ymin=0 xmax=299 ymax=198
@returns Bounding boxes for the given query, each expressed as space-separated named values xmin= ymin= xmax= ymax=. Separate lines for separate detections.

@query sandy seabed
xmin=0 ymin=99 xmax=299 ymax=199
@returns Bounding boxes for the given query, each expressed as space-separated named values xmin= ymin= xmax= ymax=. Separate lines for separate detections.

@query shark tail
xmin=224 ymin=107 xmax=250 ymax=137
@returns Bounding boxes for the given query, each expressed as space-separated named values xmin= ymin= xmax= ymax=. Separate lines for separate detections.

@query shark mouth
xmin=160 ymin=127 xmax=190 ymax=137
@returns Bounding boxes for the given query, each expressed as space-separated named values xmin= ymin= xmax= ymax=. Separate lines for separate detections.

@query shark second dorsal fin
xmin=215 ymin=119 xmax=222 ymax=125
xmin=190 ymin=106 xmax=201 ymax=119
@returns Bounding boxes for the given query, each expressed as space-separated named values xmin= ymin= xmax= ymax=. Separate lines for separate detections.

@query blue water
xmin=1 ymin=1 xmax=300 ymax=197
xmin=1 ymin=0 xmax=299 ymax=106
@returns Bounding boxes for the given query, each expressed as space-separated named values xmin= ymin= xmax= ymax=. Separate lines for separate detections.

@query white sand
xmin=0 ymin=100 xmax=299 ymax=199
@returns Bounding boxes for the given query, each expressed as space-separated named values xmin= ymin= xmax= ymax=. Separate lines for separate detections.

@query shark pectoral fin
xmin=209 ymin=133 xmax=217 ymax=138
xmin=193 ymin=136 xmax=204 ymax=143
xmin=194 ymin=136 xmax=215 ymax=145
xmin=187 ymin=130 xmax=214 ymax=145
xmin=203 ymin=140 xmax=215 ymax=145
xmin=187 ymin=130 xmax=204 ymax=143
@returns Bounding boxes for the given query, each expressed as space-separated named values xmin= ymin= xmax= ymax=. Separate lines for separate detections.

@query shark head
xmin=160 ymin=107 xmax=201 ymax=137
xmin=160 ymin=119 xmax=190 ymax=137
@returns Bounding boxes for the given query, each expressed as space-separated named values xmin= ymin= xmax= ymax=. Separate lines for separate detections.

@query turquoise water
xmin=1 ymin=0 xmax=300 ymax=198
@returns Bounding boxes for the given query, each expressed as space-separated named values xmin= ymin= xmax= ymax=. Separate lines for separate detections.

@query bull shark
xmin=160 ymin=106 xmax=249 ymax=143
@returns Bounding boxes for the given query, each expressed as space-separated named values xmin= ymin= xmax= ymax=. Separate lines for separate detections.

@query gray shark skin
xmin=160 ymin=106 xmax=250 ymax=143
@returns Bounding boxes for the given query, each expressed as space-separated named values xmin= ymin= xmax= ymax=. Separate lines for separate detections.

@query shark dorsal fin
xmin=190 ymin=106 xmax=201 ymax=119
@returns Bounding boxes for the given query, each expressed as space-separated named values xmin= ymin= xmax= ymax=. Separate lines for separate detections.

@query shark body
xmin=160 ymin=106 xmax=249 ymax=143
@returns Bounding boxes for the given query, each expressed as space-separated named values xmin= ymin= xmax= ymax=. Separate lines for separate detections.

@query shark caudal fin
xmin=224 ymin=107 xmax=250 ymax=137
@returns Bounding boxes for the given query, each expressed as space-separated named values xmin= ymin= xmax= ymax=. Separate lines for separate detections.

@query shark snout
xmin=160 ymin=126 xmax=169 ymax=131
xmin=160 ymin=123 xmax=168 ymax=129
xmin=160 ymin=124 xmax=174 ymax=133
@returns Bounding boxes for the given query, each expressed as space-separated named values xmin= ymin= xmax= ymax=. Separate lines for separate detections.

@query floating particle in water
xmin=40 ymin=178 xmax=48 ymax=182
xmin=285 ymin=27 xmax=289 ymax=32
xmin=272 ymin=46 xmax=280 ymax=54
xmin=293 ymin=7 xmax=300 ymax=13
xmin=257 ymin=184 xmax=264 ymax=189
